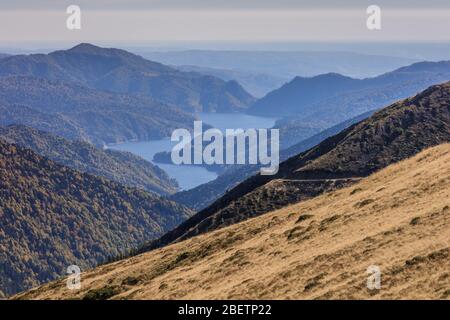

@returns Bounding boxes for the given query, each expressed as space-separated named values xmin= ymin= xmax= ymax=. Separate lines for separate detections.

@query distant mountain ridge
xmin=141 ymin=50 xmax=418 ymax=79
xmin=0 ymin=43 xmax=255 ymax=113
xmin=145 ymin=81 xmax=450 ymax=251
xmin=0 ymin=125 xmax=178 ymax=195
xmin=176 ymin=65 xmax=289 ymax=97
xmin=250 ymin=61 xmax=450 ymax=126
xmin=0 ymin=138 xmax=193 ymax=296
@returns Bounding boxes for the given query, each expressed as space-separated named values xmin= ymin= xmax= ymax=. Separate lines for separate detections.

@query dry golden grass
xmin=15 ymin=144 xmax=450 ymax=300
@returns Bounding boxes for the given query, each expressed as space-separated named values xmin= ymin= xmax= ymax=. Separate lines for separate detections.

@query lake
xmin=108 ymin=113 xmax=277 ymax=191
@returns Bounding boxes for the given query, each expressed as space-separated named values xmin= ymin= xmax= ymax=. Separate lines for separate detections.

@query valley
xmin=143 ymin=82 xmax=450 ymax=252
xmin=0 ymin=42 xmax=449 ymax=301
xmin=15 ymin=144 xmax=450 ymax=300
xmin=109 ymin=113 xmax=277 ymax=190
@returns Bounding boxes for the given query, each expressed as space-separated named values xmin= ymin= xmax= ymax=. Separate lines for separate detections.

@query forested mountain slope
xmin=0 ymin=139 xmax=193 ymax=297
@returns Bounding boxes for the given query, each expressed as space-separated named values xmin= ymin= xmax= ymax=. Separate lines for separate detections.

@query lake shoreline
xmin=108 ymin=113 xmax=278 ymax=190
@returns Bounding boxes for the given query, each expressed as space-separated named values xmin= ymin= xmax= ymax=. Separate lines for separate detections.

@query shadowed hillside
xmin=0 ymin=139 xmax=193 ymax=297
xmin=15 ymin=144 xmax=450 ymax=300
xmin=0 ymin=125 xmax=178 ymax=195
xmin=0 ymin=76 xmax=196 ymax=145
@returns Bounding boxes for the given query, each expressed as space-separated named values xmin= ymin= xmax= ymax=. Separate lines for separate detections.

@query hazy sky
xmin=1 ymin=0 xmax=449 ymax=46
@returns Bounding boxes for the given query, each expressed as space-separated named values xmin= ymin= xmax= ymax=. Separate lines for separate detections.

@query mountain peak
xmin=65 ymin=43 xmax=133 ymax=58
xmin=1 ymin=43 xmax=255 ymax=113
xmin=291 ymin=73 xmax=352 ymax=83
xmin=315 ymin=72 xmax=353 ymax=80
xmin=68 ymin=43 xmax=103 ymax=53
xmin=394 ymin=60 xmax=450 ymax=73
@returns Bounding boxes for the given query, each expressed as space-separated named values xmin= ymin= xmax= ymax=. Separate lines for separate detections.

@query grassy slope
xmin=16 ymin=144 xmax=450 ymax=300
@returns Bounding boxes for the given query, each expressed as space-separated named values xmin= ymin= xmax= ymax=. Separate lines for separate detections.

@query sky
xmin=0 ymin=0 xmax=449 ymax=48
